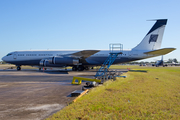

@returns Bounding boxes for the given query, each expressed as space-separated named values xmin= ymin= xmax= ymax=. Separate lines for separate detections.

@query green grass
xmin=47 ymin=66 xmax=180 ymax=120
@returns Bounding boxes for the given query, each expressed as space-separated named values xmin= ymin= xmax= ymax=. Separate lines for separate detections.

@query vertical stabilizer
xmin=132 ymin=19 xmax=167 ymax=51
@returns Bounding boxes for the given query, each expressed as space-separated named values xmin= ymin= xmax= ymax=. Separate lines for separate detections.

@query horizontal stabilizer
xmin=144 ymin=48 xmax=176 ymax=55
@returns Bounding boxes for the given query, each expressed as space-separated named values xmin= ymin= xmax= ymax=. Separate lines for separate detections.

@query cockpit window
xmin=6 ymin=53 xmax=12 ymax=56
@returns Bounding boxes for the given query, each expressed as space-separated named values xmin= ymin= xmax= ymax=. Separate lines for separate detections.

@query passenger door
xmin=13 ymin=52 xmax=17 ymax=59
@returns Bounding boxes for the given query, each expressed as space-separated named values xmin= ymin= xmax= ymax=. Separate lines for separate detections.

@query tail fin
xmin=132 ymin=19 xmax=167 ymax=51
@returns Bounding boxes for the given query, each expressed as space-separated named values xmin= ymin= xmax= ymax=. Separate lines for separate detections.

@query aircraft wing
xmin=144 ymin=48 xmax=176 ymax=55
xmin=71 ymin=50 xmax=100 ymax=58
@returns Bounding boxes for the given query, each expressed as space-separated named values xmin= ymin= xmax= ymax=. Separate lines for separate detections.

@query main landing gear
xmin=72 ymin=66 xmax=78 ymax=71
xmin=72 ymin=66 xmax=90 ymax=71
xmin=17 ymin=66 xmax=21 ymax=71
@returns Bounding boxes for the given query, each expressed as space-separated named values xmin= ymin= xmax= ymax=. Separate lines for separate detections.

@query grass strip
xmin=47 ymin=66 xmax=180 ymax=120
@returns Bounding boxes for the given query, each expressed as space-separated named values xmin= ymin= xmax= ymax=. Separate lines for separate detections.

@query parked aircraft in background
xmin=152 ymin=56 xmax=180 ymax=67
xmin=168 ymin=61 xmax=180 ymax=66
xmin=152 ymin=56 xmax=168 ymax=67
xmin=2 ymin=19 xmax=176 ymax=71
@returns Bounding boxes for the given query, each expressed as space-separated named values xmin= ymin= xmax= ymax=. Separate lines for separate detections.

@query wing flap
xmin=144 ymin=48 xmax=176 ymax=55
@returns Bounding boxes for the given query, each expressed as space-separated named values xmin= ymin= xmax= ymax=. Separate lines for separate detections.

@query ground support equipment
xmin=71 ymin=76 xmax=101 ymax=85
xmin=71 ymin=44 xmax=124 ymax=85
xmin=95 ymin=44 xmax=123 ymax=82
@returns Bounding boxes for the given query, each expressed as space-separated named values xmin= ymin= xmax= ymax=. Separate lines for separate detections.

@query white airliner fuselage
xmin=2 ymin=49 xmax=149 ymax=66
xmin=2 ymin=19 xmax=176 ymax=71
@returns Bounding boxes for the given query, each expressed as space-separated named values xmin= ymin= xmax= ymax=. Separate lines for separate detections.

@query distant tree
xmin=140 ymin=61 xmax=145 ymax=64
xmin=167 ymin=59 xmax=173 ymax=63
xmin=167 ymin=58 xmax=178 ymax=63
xmin=129 ymin=61 xmax=139 ymax=64
xmin=134 ymin=62 xmax=140 ymax=64
xmin=173 ymin=58 xmax=178 ymax=63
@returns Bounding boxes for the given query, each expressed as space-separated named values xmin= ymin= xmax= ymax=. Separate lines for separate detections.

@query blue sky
xmin=0 ymin=0 xmax=180 ymax=62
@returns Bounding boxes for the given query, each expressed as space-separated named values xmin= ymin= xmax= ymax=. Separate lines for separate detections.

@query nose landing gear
xmin=17 ymin=66 xmax=21 ymax=71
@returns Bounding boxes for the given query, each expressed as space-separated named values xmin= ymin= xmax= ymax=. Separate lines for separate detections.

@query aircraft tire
xmin=17 ymin=66 xmax=21 ymax=71
xmin=78 ymin=66 xmax=84 ymax=71
xmin=85 ymin=66 xmax=90 ymax=70
xmin=72 ymin=66 xmax=78 ymax=71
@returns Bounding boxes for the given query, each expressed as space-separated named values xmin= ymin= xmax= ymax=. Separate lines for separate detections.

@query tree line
xmin=129 ymin=58 xmax=179 ymax=64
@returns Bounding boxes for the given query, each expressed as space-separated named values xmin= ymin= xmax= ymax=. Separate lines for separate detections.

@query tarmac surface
xmin=0 ymin=65 xmax=128 ymax=120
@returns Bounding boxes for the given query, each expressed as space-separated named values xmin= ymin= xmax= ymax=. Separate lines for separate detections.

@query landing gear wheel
xmin=85 ymin=66 xmax=90 ymax=70
xmin=78 ymin=66 xmax=84 ymax=71
xmin=17 ymin=66 xmax=21 ymax=71
xmin=72 ymin=66 xmax=78 ymax=71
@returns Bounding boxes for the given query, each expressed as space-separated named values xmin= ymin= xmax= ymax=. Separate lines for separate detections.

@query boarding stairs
xmin=95 ymin=44 xmax=123 ymax=78
xmin=71 ymin=44 xmax=124 ymax=85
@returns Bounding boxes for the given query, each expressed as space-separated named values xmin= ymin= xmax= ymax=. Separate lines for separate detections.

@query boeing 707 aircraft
xmin=2 ymin=19 xmax=176 ymax=71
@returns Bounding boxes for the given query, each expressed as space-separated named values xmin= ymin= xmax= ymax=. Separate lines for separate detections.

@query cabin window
xmin=18 ymin=54 xmax=24 ymax=56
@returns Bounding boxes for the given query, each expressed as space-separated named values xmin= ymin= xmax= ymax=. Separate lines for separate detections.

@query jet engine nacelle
xmin=48 ymin=56 xmax=79 ymax=65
